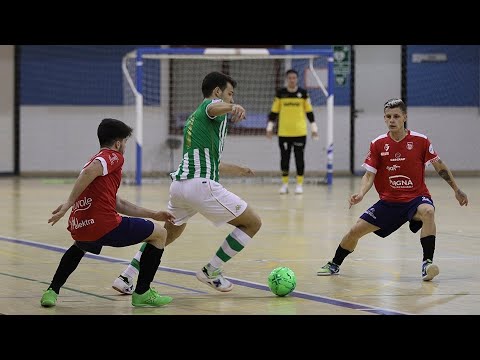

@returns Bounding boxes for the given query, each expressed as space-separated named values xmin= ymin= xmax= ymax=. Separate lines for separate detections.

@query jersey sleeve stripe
xmin=95 ymin=157 xmax=108 ymax=176
xmin=362 ymin=163 xmax=377 ymax=174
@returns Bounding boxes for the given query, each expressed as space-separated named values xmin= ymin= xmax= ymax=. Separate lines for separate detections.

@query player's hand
xmin=231 ymin=104 xmax=246 ymax=123
xmin=348 ymin=194 xmax=364 ymax=209
xmin=48 ymin=203 xmax=70 ymax=226
xmin=312 ymin=131 xmax=319 ymax=141
xmin=455 ymin=189 xmax=468 ymax=206
xmin=152 ymin=210 xmax=176 ymax=224
xmin=240 ymin=166 xmax=255 ymax=176
xmin=266 ymin=130 xmax=273 ymax=139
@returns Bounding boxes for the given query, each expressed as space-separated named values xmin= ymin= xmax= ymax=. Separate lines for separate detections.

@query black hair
xmin=285 ymin=69 xmax=298 ymax=77
xmin=97 ymin=118 xmax=133 ymax=147
xmin=384 ymin=98 xmax=407 ymax=113
xmin=201 ymin=71 xmax=237 ymax=98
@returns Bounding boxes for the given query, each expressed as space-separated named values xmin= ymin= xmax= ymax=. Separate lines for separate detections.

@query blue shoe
xmin=316 ymin=261 xmax=340 ymax=276
xmin=422 ymin=259 xmax=439 ymax=281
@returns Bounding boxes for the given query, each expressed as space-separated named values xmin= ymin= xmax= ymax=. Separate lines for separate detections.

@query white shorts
xmin=167 ymin=178 xmax=248 ymax=227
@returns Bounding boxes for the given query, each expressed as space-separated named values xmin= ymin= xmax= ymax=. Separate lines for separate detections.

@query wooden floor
xmin=0 ymin=176 xmax=478 ymax=315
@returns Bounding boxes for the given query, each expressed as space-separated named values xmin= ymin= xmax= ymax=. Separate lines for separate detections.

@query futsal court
xmin=0 ymin=175 xmax=478 ymax=315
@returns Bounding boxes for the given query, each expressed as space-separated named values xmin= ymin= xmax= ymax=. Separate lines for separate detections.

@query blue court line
xmin=0 ymin=235 xmax=410 ymax=315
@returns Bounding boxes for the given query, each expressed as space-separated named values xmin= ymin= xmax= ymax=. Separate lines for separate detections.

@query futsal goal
xmin=122 ymin=47 xmax=334 ymax=185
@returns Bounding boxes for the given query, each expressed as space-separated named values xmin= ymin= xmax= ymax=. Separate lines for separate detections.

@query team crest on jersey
xmin=407 ymin=142 xmax=413 ymax=150
xmin=429 ymin=144 xmax=435 ymax=154
xmin=381 ymin=143 xmax=390 ymax=156
xmin=109 ymin=153 xmax=119 ymax=165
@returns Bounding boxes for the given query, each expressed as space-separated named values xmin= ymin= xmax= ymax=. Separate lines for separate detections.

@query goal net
xmin=122 ymin=47 xmax=334 ymax=185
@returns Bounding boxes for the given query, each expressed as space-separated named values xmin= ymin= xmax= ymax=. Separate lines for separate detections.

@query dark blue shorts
xmin=360 ymin=196 xmax=435 ymax=238
xmin=75 ymin=216 xmax=155 ymax=254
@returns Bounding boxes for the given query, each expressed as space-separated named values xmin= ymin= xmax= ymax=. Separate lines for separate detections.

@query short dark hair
xmin=97 ymin=118 xmax=133 ymax=147
xmin=285 ymin=69 xmax=298 ymax=77
xmin=201 ymin=71 xmax=237 ymax=98
xmin=384 ymin=98 xmax=407 ymax=113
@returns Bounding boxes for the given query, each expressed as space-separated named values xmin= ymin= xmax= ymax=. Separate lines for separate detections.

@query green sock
xmin=122 ymin=242 xmax=147 ymax=278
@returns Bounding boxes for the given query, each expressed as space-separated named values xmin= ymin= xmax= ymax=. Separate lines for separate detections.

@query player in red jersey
xmin=316 ymin=98 xmax=468 ymax=281
xmin=40 ymin=118 xmax=175 ymax=308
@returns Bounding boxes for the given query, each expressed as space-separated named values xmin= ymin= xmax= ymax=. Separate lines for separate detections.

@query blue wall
xmin=20 ymin=45 xmax=157 ymax=105
xmin=407 ymin=45 xmax=479 ymax=106
xmin=20 ymin=45 xmax=480 ymax=107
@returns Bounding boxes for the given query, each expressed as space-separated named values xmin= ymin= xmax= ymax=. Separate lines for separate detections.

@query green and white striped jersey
xmin=170 ymin=98 xmax=228 ymax=182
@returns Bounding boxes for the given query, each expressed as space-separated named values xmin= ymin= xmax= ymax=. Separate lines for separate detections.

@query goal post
xmin=122 ymin=47 xmax=335 ymax=186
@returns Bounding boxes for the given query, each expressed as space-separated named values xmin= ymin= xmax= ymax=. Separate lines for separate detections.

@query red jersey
xmin=67 ymin=149 xmax=123 ymax=241
xmin=362 ymin=130 xmax=439 ymax=202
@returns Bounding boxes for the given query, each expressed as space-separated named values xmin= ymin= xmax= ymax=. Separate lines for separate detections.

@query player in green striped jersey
xmin=114 ymin=71 xmax=262 ymax=293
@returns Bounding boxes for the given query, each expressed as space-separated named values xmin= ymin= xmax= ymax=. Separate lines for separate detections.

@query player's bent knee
xmin=146 ymin=225 xmax=167 ymax=249
xmin=424 ymin=207 xmax=435 ymax=218
xmin=251 ymin=213 xmax=262 ymax=233
xmin=229 ymin=207 xmax=262 ymax=237
xmin=165 ymin=223 xmax=186 ymax=246
xmin=350 ymin=219 xmax=377 ymax=238
xmin=243 ymin=213 xmax=262 ymax=237
xmin=417 ymin=205 xmax=435 ymax=221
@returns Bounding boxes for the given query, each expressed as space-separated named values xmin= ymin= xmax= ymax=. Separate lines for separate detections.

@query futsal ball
xmin=267 ymin=267 xmax=296 ymax=297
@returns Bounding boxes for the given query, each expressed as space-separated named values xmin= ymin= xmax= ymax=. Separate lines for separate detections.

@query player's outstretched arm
xmin=219 ymin=162 xmax=255 ymax=176
xmin=349 ymin=170 xmax=375 ymax=209
xmin=208 ymin=102 xmax=246 ymax=123
xmin=48 ymin=160 xmax=103 ymax=226
xmin=116 ymin=197 xmax=175 ymax=223
xmin=431 ymin=158 xmax=468 ymax=206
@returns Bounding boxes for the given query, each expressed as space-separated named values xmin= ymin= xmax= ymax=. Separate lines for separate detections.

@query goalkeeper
xmin=266 ymin=69 xmax=319 ymax=195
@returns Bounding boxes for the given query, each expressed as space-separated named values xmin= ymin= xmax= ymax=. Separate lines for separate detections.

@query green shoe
xmin=40 ymin=289 xmax=58 ymax=307
xmin=132 ymin=288 xmax=172 ymax=307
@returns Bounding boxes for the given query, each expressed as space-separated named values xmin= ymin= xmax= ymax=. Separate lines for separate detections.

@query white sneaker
xmin=196 ymin=266 xmax=233 ymax=292
xmin=422 ymin=260 xmax=439 ymax=281
xmin=279 ymin=184 xmax=289 ymax=194
xmin=295 ymin=184 xmax=303 ymax=194
xmin=112 ymin=275 xmax=134 ymax=295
